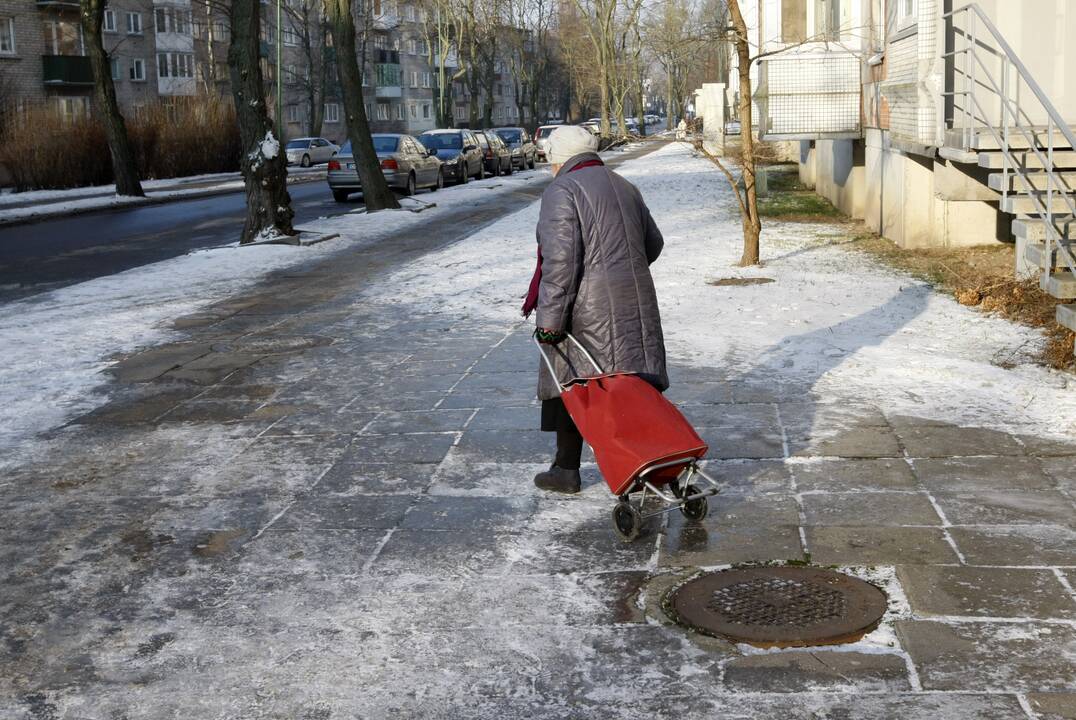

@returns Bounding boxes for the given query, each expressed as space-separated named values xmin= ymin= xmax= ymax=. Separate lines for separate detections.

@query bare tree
xmin=324 ymin=0 xmax=399 ymax=211
xmin=227 ymin=0 xmax=296 ymax=242
xmin=80 ymin=0 xmax=144 ymax=197
xmin=283 ymin=0 xmax=330 ymax=136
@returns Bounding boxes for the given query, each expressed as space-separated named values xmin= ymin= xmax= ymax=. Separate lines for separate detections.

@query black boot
xmin=533 ymin=464 xmax=581 ymax=494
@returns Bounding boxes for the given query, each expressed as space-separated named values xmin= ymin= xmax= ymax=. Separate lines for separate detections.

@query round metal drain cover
xmin=212 ymin=335 xmax=332 ymax=354
xmin=668 ymin=566 xmax=887 ymax=648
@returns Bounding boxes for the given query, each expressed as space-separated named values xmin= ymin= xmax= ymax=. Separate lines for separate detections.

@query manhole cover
xmin=211 ymin=335 xmax=332 ymax=354
xmin=667 ymin=566 xmax=887 ymax=648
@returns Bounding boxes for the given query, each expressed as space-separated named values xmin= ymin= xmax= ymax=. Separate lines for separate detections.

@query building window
xmin=283 ymin=26 xmax=299 ymax=46
xmin=213 ymin=21 xmax=229 ymax=40
xmin=408 ymin=103 xmax=416 ymax=118
xmin=0 ymin=17 xmax=14 ymax=55
xmin=454 ymin=106 xmax=465 ymax=120
xmin=410 ymin=71 xmax=418 ymax=88
xmin=404 ymin=3 xmax=414 ymax=21
xmin=395 ymin=104 xmax=405 ymax=120
xmin=157 ymin=52 xmax=194 ymax=78
xmin=816 ymin=0 xmax=841 ymax=41
xmin=895 ymin=0 xmax=917 ymax=30
xmin=324 ymin=102 xmax=340 ymax=123
xmin=362 ymin=68 xmax=370 ymax=86
xmin=43 ymin=20 xmax=83 ymax=55
xmin=285 ymin=64 xmax=297 ymax=83
xmin=286 ymin=104 xmax=301 ymax=123
xmin=130 ymin=58 xmax=145 ymax=81
xmin=377 ymin=103 xmax=389 ymax=120
xmin=422 ymin=102 xmax=430 ymax=119
xmin=110 ymin=57 xmax=122 ymax=80
xmin=56 ymin=96 xmax=90 ymax=123
xmin=103 ymin=10 xmax=116 ymax=33
xmin=154 ymin=8 xmax=191 ymax=34
xmin=421 ymin=72 xmax=430 ymax=88
xmin=126 ymin=12 xmax=142 ymax=35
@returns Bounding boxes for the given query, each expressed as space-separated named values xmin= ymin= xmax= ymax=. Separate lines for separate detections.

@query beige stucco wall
xmin=957 ymin=1 xmax=1076 ymax=126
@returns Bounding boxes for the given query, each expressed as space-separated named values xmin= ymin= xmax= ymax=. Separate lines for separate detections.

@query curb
xmin=0 ymin=174 xmax=327 ymax=229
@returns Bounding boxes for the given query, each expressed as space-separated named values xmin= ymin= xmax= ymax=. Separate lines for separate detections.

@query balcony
xmin=42 ymin=55 xmax=94 ymax=86
xmin=375 ymin=62 xmax=401 ymax=98
xmin=755 ymin=49 xmax=862 ymax=140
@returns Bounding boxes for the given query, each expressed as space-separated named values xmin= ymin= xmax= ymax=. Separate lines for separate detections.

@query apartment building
xmin=723 ymin=0 xmax=1076 ymax=341
xmin=0 ymin=0 xmax=533 ymax=141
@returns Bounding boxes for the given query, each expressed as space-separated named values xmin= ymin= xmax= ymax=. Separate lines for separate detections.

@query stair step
xmin=979 ymin=150 xmax=1076 ymax=170
xmin=988 ymin=171 xmax=1076 ymax=192
xmin=1023 ymin=241 xmax=1076 ymax=270
xmin=1000 ymin=195 xmax=1076 ymax=214
xmin=1043 ymin=271 xmax=1076 ymax=299
xmin=1057 ymin=303 xmax=1076 ymax=332
xmin=946 ymin=126 xmax=1076 ymax=152
xmin=1013 ymin=216 xmax=1076 ymax=241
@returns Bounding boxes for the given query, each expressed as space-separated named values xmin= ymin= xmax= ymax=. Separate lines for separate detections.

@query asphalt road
xmin=0 ymin=178 xmax=362 ymax=303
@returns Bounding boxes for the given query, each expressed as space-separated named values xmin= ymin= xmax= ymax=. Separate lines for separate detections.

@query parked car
xmin=580 ymin=121 xmax=600 ymax=136
xmin=624 ymin=118 xmax=640 ymax=134
xmin=725 ymin=120 xmax=742 ymax=135
xmin=327 ymin=133 xmax=443 ymax=202
xmin=492 ymin=127 xmax=537 ymax=170
xmin=416 ymin=129 xmax=486 ymax=184
xmin=533 ymin=124 xmax=562 ymax=162
xmin=476 ymin=130 xmax=513 ymax=176
xmin=286 ymin=137 xmax=339 ymax=167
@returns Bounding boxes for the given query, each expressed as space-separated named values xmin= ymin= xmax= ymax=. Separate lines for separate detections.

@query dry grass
xmin=846 ymin=232 xmax=1075 ymax=370
xmin=1 ymin=99 xmax=241 ymax=191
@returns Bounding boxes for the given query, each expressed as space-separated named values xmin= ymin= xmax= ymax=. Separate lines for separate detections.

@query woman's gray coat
xmin=535 ymin=152 xmax=668 ymax=400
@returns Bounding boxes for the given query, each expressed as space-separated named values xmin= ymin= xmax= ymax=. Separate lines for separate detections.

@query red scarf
xmin=522 ymin=158 xmax=605 ymax=318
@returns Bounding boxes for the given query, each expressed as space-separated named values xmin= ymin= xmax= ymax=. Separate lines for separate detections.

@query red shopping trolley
xmin=535 ymin=332 xmax=721 ymax=542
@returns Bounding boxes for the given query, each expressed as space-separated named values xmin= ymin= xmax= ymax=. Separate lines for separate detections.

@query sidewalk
xmin=0 ymin=166 xmax=326 ymax=226
xmin=1 ymin=142 xmax=1074 ymax=719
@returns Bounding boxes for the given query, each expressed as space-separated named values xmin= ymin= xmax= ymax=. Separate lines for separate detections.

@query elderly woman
xmin=522 ymin=125 xmax=668 ymax=494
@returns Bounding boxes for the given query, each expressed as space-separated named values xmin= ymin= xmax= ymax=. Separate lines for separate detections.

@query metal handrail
xmin=944 ymin=3 xmax=1076 ymax=283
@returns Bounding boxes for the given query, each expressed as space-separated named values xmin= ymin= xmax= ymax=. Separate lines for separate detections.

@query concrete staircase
xmin=943 ymin=127 xmax=1076 ymax=333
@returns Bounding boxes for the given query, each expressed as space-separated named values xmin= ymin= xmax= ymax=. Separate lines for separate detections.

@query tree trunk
xmin=728 ymin=0 xmax=761 ymax=266
xmin=80 ymin=0 xmax=143 ymax=197
xmin=325 ymin=0 xmax=399 ymax=212
xmin=227 ymin=0 xmax=295 ymax=243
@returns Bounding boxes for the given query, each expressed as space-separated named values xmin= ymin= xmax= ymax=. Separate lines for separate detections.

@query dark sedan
xmin=476 ymin=130 xmax=513 ymax=176
xmin=493 ymin=127 xmax=537 ymax=170
xmin=416 ymin=129 xmax=486 ymax=184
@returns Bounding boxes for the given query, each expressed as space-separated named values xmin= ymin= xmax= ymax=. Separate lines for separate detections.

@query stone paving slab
xmin=1028 ymin=693 xmax=1076 ymax=720
xmin=806 ymin=526 xmax=961 ymax=565
xmin=721 ymin=650 xmax=911 ymax=692
xmin=897 ymin=565 xmax=1076 ymax=619
xmin=896 ymin=620 xmax=1076 ymax=691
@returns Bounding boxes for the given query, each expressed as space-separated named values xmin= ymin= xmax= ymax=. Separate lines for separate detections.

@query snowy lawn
xmin=372 ymin=141 xmax=1076 ymax=440
xmin=0 ymin=166 xmax=549 ymax=464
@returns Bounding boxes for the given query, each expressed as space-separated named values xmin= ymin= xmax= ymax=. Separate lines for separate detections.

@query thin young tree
xmin=80 ymin=0 xmax=144 ymax=197
xmin=227 ymin=0 xmax=296 ymax=242
xmin=324 ymin=0 xmax=399 ymax=211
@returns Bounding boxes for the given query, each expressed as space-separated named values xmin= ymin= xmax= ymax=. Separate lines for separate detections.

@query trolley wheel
xmin=612 ymin=500 xmax=642 ymax=543
xmin=680 ymin=484 xmax=708 ymax=521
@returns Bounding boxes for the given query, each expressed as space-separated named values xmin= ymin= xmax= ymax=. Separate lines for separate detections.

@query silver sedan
xmin=327 ymin=133 xmax=444 ymax=202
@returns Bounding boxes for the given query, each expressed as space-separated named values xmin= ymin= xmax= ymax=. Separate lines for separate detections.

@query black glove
xmin=536 ymin=327 xmax=567 ymax=345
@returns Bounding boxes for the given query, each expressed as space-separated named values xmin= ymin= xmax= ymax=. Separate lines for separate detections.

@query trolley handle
xmin=532 ymin=331 xmax=604 ymax=393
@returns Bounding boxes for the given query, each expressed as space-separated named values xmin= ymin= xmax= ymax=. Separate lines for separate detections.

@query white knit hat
xmin=548 ymin=125 xmax=600 ymax=164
